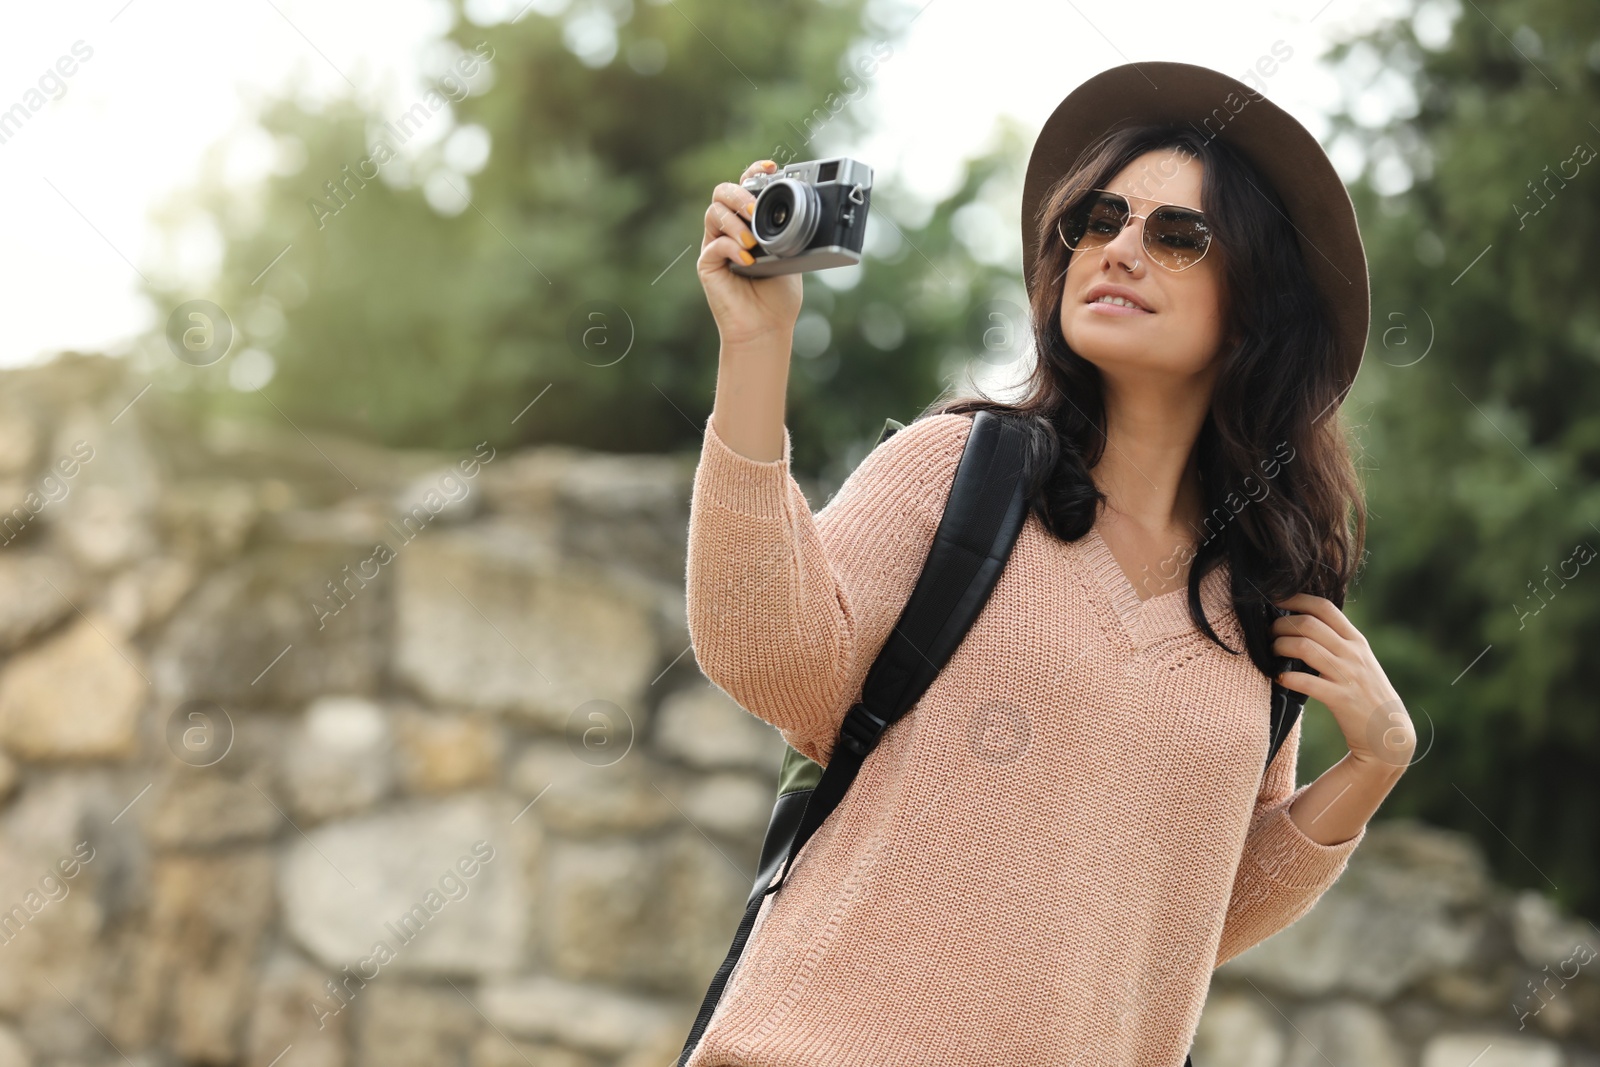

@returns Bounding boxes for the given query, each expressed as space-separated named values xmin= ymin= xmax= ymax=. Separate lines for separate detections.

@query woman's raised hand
xmin=697 ymin=159 xmax=804 ymax=349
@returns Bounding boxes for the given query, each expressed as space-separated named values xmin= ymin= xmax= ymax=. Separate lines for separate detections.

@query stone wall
xmin=0 ymin=354 xmax=1593 ymax=1067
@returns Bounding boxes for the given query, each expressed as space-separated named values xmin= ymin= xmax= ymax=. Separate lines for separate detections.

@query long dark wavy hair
xmin=928 ymin=122 xmax=1366 ymax=681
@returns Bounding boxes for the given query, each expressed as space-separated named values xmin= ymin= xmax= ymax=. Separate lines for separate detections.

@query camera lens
xmin=752 ymin=178 xmax=820 ymax=257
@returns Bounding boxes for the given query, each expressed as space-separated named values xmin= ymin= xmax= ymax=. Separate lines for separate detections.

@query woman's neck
xmin=1088 ymin=371 xmax=1213 ymax=540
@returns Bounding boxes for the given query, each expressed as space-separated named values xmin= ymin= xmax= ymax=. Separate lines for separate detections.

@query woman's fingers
xmin=1271 ymin=610 xmax=1351 ymax=681
xmin=698 ymin=233 xmax=754 ymax=272
xmin=1272 ymin=608 xmax=1345 ymax=654
xmin=704 ymin=189 xmax=758 ymax=251
xmin=700 ymin=160 xmax=775 ymax=266
xmin=741 ymin=158 xmax=776 ymax=182
xmin=1277 ymin=667 xmax=1340 ymax=706
xmin=1272 ymin=633 xmax=1345 ymax=683
xmin=1275 ymin=592 xmax=1364 ymax=645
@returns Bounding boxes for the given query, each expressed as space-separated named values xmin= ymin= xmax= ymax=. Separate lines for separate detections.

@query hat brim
xmin=1021 ymin=61 xmax=1369 ymax=393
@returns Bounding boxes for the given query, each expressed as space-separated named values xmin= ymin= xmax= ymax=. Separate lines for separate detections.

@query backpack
xmin=676 ymin=409 xmax=1308 ymax=1067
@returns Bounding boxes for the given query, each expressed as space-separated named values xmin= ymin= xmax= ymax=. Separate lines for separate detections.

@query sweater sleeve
xmin=685 ymin=413 xmax=974 ymax=768
xmin=1213 ymin=716 xmax=1366 ymax=968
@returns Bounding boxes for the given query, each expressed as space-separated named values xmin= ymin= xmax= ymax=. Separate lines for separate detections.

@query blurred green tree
xmin=148 ymin=0 xmax=1022 ymax=491
xmin=1301 ymin=0 xmax=1600 ymax=917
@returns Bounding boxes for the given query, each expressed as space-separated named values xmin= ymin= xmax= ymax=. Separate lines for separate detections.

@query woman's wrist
xmin=712 ymin=334 xmax=793 ymax=463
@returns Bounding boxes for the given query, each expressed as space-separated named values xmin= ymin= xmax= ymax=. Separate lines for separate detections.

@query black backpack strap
xmin=1265 ymin=682 xmax=1306 ymax=772
xmin=675 ymin=410 xmax=1028 ymax=1067
xmin=1264 ymin=605 xmax=1311 ymax=774
xmin=765 ymin=409 xmax=1028 ymax=896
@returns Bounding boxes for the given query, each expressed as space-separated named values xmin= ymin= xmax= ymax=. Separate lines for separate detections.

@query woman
xmin=683 ymin=61 xmax=1416 ymax=1067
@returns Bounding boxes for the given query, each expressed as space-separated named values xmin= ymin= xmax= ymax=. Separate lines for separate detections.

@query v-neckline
xmin=1084 ymin=523 xmax=1191 ymax=608
xmin=1078 ymin=522 xmax=1225 ymax=642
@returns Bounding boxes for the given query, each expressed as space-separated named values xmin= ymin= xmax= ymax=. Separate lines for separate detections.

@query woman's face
xmin=1058 ymin=149 xmax=1233 ymax=384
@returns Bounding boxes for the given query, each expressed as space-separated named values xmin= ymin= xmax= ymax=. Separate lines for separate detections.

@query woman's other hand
xmin=1272 ymin=593 xmax=1417 ymax=773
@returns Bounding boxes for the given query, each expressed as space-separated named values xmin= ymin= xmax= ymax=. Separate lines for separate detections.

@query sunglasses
xmin=1056 ymin=189 xmax=1214 ymax=272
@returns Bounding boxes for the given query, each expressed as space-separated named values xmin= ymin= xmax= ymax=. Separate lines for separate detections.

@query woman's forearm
xmin=710 ymin=333 xmax=794 ymax=463
xmin=1287 ymin=752 xmax=1407 ymax=845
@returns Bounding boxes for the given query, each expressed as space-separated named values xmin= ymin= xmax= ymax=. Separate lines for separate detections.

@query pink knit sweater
xmin=684 ymin=411 xmax=1365 ymax=1067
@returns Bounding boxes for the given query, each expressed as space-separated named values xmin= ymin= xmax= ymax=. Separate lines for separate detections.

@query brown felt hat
xmin=1021 ymin=61 xmax=1370 ymax=396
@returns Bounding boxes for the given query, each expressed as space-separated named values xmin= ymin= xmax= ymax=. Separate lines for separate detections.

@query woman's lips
xmin=1085 ymin=300 xmax=1153 ymax=316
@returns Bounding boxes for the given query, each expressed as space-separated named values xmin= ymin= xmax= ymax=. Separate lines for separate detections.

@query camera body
xmin=733 ymin=156 xmax=873 ymax=277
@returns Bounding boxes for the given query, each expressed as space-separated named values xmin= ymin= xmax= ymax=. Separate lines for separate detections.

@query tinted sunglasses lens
xmin=1147 ymin=208 xmax=1211 ymax=270
xmin=1062 ymin=192 xmax=1127 ymax=250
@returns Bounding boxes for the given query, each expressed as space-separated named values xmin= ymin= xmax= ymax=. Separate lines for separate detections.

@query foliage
xmin=1299 ymin=0 xmax=1600 ymax=917
xmin=148 ymin=0 xmax=1022 ymax=494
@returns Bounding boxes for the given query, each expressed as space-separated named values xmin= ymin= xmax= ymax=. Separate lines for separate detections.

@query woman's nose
xmin=1101 ymin=214 xmax=1146 ymax=271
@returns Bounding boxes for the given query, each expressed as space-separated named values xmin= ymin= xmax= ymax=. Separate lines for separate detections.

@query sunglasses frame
xmin=1056 ymin=188 xmax=1215 ymax=273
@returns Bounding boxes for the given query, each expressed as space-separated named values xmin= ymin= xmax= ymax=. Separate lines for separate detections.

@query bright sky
xmin=0 ymin=0 xmax=1435 ymax=368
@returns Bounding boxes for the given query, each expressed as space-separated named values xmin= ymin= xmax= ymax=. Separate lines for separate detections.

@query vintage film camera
xmin=731 ymin=156 xmax=873 ymax=277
